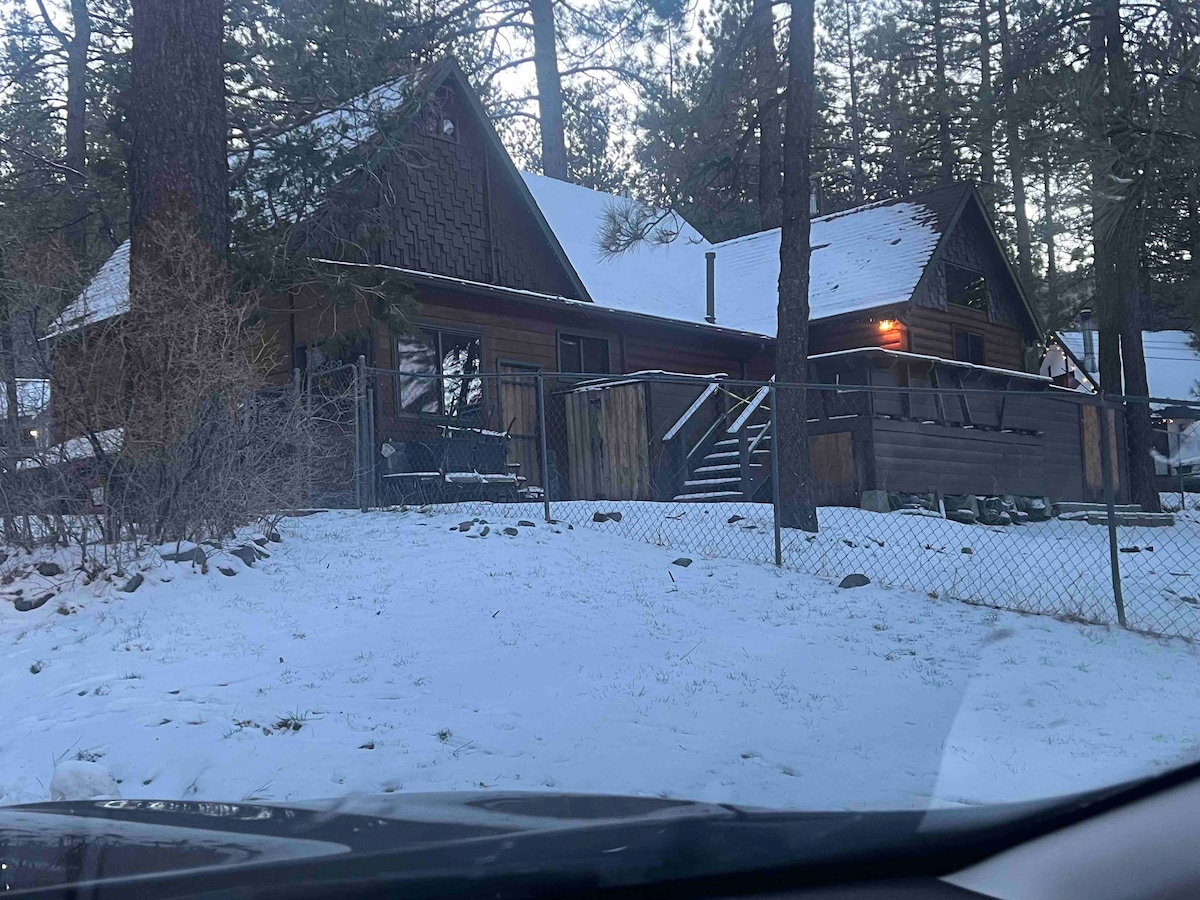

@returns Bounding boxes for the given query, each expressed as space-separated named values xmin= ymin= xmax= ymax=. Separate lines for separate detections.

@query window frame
xmin=393 ymin=325 xmax=485 ymax=418
xmin=953 ymin=327 xmax=986 ymax=366
xmin=556 ymin=330 xmax=612 ymax=375
xmin=944 ymin=263 xmax=990 ymax=315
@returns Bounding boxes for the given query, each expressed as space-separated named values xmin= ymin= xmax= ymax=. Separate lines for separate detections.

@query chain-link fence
xmin=330 ymin=364 xmax=1200 ymax=642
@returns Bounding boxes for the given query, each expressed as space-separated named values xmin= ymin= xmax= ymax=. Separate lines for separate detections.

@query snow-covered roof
xmin=44 ymin=241 xmax=130 ymax=339
xmin=0 ymin=379 xmax=49 ymax=419
xmin=521 ymin=174 xmax=945 ymax=338
xmin=1057 ymin=330 xmax=1200 ymax=401
xmin=519 ymin=171 xmax=711 ymax=319
xmin=15 ymin=427 xmax=124 ymax=470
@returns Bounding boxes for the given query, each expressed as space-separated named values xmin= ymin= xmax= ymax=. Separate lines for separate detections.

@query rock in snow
xmin=49 ymin=761 xmax=121 ymax=801
xmin=838 ymin=574 xmax=871 ymax=589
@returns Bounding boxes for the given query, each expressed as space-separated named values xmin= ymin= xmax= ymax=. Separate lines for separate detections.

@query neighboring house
xmin=48 ymin=58 xmax=1119 ymax=507
xmin=1050 ymin=330 xmax=1200 ymax=485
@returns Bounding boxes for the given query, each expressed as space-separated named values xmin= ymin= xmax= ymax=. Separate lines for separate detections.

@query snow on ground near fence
xmin=459 ymin=498 xmax=1200 ymax=639
xmin=2 ymin=507 xmax=1199 ymax=811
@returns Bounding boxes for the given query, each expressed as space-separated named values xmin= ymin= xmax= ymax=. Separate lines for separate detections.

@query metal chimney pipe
xmin=1079 ymin=307 xmax=1097 ymax=374
xmin=705 ymin=251 xmax=716 ymax=324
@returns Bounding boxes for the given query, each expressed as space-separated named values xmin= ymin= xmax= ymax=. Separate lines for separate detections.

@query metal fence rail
xmin=318 ymin=365 xmax=1200 ymax=642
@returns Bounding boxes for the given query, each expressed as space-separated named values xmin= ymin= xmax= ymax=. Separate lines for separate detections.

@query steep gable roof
xmin=49 ymin=59 xmax=593 ymax=338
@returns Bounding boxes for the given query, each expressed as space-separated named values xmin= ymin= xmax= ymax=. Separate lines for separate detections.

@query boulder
xmin=727 ymin=515 xmax=745 ymax=524
xmin=162 ymin=546 xmax=206 ymax=566
xmin=503 ymin=527 xmax=519 ymax=536
xmin=35 ymin=561 xmax=63 ymax=577
xmin=859 ymin=490 xmax=891 ymax=514
xmin=120 ymin=574 xmax=144 ymax=593
xmin=458 ymin=522 xmax=473 ymax=531
xmin=218 ymin=566 xmax=237 ymax=577
xmin=944 ymin=494 xmax=980 ymax=517
xmin=838 ymin=573 xmax=871 ymax=589
xmin=267 ymin=531 xmax=282 ymax=543
xmin=592 ymin=511 xmax=610 ymax=522
xmin=946 ymin=509 xmax=977 ymax=525
xmin=960 ymin=547 xmax=974 ymax=555
xmin=518 ymin=520 xmax=536 ymax=527
xmin=229 ymin=546 xmax=258 ymax=567
xmin=672 ymin=557 xmax=693 ymax=567
xmin=606 ymin=511 xmax=623 ymax=522
xmin=14 ymin=592 xmax=53 ymax=612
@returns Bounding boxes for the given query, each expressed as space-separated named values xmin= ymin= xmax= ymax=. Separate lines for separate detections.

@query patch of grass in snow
xmin=435 ymin=728 xmax=452 ymax=743
xmin=273 ymin=710 xmax=311 ymax=732
xmin=74 ymin=747 xmax=105 ymax=763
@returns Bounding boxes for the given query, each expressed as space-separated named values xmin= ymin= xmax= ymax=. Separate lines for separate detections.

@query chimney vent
xmin=1079 ymin=307 xmax=1097 ymax=374
xmin=705 ymin=251 xmax=716 ymax=324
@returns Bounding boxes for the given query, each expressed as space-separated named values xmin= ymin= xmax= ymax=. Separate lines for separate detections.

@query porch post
xmin=770 ymin=383 xmax=782 ymax=567
xmin=1098 ymin=395 xmax=1126 ymax=627
xmin=537 ymin=373 xmax=552 ymax=523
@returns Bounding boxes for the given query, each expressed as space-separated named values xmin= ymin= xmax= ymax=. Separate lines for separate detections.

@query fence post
xmin=537 ymin=373 xmax=552 ymax=523
xmin=356 ymin=355 xmax=367 ymax=513
xmin=1098 ymin=395 xmax=1127 ymax=627
xmin=366 ymin=369 xmax=377 ymax=509
xmin=770 ymin=383 xmax=782 ymax=567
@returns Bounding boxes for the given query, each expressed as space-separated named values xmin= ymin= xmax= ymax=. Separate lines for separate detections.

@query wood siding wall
xmin=809 ymin=310 xmax=907 ymax=356
xmin=906 ymin=303 xmax=1025 ymax=371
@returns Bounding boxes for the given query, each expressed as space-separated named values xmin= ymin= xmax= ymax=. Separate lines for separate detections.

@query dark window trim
xmin=952 ymin=326 xmax=986 ymax=366
xmin=556 ymin=328 xmax=613 ymax=375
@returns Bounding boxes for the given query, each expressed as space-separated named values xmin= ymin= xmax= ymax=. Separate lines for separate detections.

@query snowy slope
xmin=3 ymin=508 xmax=1198 ymax=811
xmin=1058 ymin=330 xmax=1200 ymax=401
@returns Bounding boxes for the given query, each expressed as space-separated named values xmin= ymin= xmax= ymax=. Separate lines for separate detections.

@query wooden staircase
xmin=664 ymin=382 xmax=774 ymax=503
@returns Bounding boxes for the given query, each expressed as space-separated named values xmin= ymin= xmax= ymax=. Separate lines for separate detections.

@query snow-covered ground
xmin=466 ymin=497 xmax=1200 ymax=639
xmin=3 ymin=506 xmax=1199 ymax=811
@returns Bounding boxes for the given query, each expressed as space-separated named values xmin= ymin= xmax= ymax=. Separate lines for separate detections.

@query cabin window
xmin=293 ymin=332 xmax=371 ymax=376
xmin=945 ymin=264 xmax=989 ymax=313
xmin=394 ymin=328 xmax=482 ymax=416
xmin=954 ymin=329 xmax=985 ymax=365
xmin=559 ymin=334 xmax=610 ymax=374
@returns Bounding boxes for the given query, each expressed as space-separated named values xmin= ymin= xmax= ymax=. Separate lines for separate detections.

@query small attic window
xmin=423 ymin=110 xmax=458 ymax=143
xmin=946 ymin=264 xmax=989 ymax=313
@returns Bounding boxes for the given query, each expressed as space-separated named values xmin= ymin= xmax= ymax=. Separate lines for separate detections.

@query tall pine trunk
xmin=1101 ymin=0 xmax=1159 ymax=512
xmin=530 ymin=0 xmax=568 ymax=182
xmin=977 ymin=0 xmax=995 ymax=211
xmin=65 ymin=0 xmax=91 ymax=255
xmin=1087 ymin=2 xmax=1122 ymax=393
xmin=1042 ymin=161 xmax=1059 ymax=308
xmin=998 ymin=0 xmax=1032 ymax=289
xmin=752 ymin=0 xmax=783 ymax=228
xmin=129 ymin=0 xmax=228 ymax=261
xmin=932 ymin=0 xmax=954 ymax=184
xmin=843 ymin=0 xmax=865 ymax=204
xmin=775 ymin=0 xmax=818 ymax=534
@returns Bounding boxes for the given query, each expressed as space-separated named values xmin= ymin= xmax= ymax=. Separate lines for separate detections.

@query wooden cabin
xmin=47 ymin=58 xmax=1123 ymax=508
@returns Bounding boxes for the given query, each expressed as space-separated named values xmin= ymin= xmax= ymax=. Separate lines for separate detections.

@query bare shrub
xmin=6 ymin=215 xmax=344 ymax=560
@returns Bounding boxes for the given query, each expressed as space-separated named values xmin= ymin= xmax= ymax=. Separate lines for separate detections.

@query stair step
xmin=715 ymin=435 xmax=772 ymax=449
xmin=1080 ymin=511 xmax=1175 ymax=527
xmin=1057 ymin=501 xmax=1142 ymax=514
xmin=672 ymin=490 xmax=745 ymax=502
xmin=694 ymin=463 xmax=740 ymax=474
xmin=683 ymin=477 xmax=741 ymax=488
xmin=705 ymin=449 xmax=771 ymax=461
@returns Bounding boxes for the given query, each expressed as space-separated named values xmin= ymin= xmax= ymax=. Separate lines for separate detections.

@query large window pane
xmin=395 ymin=332 xmax=439 ymax=414
xmin=395 ymin=329 xmax=482 ymax=416
xmin=559 ymin=333 xmax=609 ymax=374
xmin=439 ymin=332 xmax=482 ymax=416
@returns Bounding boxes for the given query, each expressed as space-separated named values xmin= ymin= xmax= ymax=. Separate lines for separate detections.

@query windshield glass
xmin=1 ymin=0 xmax=1197 ymax=827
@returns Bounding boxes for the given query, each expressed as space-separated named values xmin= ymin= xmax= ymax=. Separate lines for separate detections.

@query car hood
xmin=0 ymin=790 xmax=1088 ymax=897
